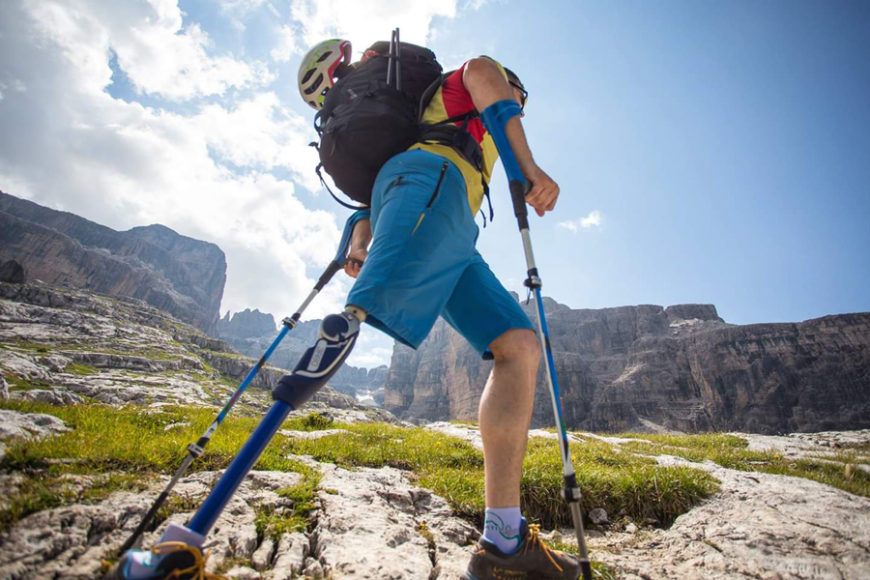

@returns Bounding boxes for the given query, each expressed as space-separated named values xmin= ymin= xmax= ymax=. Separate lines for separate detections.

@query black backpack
xmin=313 ymin=34 xmax=443 ymax=208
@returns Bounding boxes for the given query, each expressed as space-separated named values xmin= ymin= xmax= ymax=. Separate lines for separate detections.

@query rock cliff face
xmin=384 ymin=299 xmax=870 ymax=434
xmin=0 ymin=191 xmax=225 ymax=333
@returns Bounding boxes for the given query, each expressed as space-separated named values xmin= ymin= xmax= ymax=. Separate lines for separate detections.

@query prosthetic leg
xmin=109 ymin=310 xmax=361 ymax=580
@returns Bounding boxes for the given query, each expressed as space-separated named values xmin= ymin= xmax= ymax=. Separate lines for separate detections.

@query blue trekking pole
xmin=481 ymin=101 xmax=593 ymax=580
xmin=116 ymin=209 xmax=369 ymax=555
xmin=163 ymin=224 xmax=365 ymax=536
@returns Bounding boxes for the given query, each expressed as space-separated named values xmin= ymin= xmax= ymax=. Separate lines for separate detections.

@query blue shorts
xmin=346 ymin=149 xmax=533 ymax=356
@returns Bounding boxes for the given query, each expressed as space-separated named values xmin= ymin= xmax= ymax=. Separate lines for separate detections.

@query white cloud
xmin=290 ymin=0 xmax=456 ymax=58
xmin=115 ymin=9 xmax=272 ymax=99
xmin=0 ymin=0 xmax=342 ymax=322
xmin=219 ymin=0 xmax=273 ymax=16
xmin=0 ymin=79 xmax=27 ymax=104
xmin=462 ymin=0 xmax=497 ymax=11
xmin=193 ymin=92 xmax=320 ymax=187
xmin=0 ymin=0 xmax=468 ymax=366
xmin=346 ymin=336 xmax=394 ymax=368
xmin=558 ymin=210 xmax=603 ymax=233
xmin=23 ymin=0 xmax=272 ymax=101
xmin=271 ymin=25 xmax=303 ymax=63
xmin=580 ymin=210 xmax=603 ymax=228
xmin=23 ymin=0 xmax=115 ymax=91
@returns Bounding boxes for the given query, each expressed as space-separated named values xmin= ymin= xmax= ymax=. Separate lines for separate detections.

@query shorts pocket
xmin=425 ymin=161 xmax=450 ymax=208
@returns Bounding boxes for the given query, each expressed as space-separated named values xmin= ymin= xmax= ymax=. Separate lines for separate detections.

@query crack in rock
xmin=310 ymin=462 xmax=477 ymax=579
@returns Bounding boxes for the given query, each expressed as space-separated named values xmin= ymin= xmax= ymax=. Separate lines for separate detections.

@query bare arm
xmin=343 ymin=217 xmax=371 ymax=278
xmin=462 ymin=57 xmax=559 ymax=217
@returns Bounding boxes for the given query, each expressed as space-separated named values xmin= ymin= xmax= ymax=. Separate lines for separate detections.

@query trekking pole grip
xmin=509 ymin=179 xmax=531 ymax=230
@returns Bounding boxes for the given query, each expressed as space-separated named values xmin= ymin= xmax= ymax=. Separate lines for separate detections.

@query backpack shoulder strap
xmin=418 ymin=72 xmax=448 ymax=121
xmin=418 ymin=70 xmax=480 ymax=131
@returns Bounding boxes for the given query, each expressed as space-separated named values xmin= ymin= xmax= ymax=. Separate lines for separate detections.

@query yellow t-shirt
xmin=410 ymin=60 xmax=510 ymax=215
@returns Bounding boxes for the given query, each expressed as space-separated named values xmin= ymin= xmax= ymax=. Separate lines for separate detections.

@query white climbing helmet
xmin=297 ymin=39 xmax=353 ymax=110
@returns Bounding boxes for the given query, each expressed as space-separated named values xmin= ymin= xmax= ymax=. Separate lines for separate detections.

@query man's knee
xmin=488 ymin=328 xmax=540 ymax=366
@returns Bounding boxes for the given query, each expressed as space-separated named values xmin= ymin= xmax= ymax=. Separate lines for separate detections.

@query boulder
xmin=0 ymin=259 xmax=25 ymax=283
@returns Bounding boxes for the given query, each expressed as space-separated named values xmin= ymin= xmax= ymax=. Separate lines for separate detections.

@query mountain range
xmin=2 ymin=190 xmax=868 ymax=434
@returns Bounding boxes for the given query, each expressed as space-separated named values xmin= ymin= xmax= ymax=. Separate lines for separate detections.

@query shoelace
xmin=521 ymin=524 xmax=564 ymax=573
xmin=150 ymin=541 xmax=227 ymax=580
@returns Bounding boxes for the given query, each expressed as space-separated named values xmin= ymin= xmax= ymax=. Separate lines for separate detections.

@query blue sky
xmin=1 ymin=0 xmax=868 ymax=368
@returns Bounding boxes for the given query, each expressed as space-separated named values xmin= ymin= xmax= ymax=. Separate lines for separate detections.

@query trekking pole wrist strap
xmin=480 ymin=100 xmax=530 ymax=224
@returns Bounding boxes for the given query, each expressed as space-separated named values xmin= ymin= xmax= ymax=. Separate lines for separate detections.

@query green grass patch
xmin=615 ymin=432 xmax=749 ymax=461
xmin=522 ymin=436 xmax=719 ymax=529
xmin=0 ymin=400 xmax=307 ymax=474
xmin=0 ymin=400 xmax=721 ymax=541
xmin=281 ymin=424 xmax=718 ymax=529
xmin=824 ymin=442 xmax=870 ymax=465
xmin=0 ymin=477 xmax=65 ymax=531
xmin=821 ymin=449 xmax=870 ymax=468
xmin=151 ymin=493 xmax=204 ymax=529
xmin=255 ymin=460 xmax=322 ymax=540
xmin=1 ymin=340 xmax=183 ymax=362
xmin=64 ymin=362 xmax=99 ymax=376
xmin=281 ymin=422 xmax=486 ymax=518
xmin=616 ymin=432 xmax=870 ymax=498
xmin=298 ymin=412 xmax=335 ymax=431
xmin=1 ymin=341 xmax=54 ymax=353
xmin=0 ymin=471 xmax=151 ymax=533
xmin=549 ymin=540 xmax=620 ymax=580
xmin=0 ymin=400 xmax=313 ymax=531
xmin=3 ymin=374 xmax=53 ymax=391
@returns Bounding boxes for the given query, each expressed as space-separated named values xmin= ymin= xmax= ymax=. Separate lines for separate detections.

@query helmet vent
xmin=303 ymin=73 xmax=324 ymax=95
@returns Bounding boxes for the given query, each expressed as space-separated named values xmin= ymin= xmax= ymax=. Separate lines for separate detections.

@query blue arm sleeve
xmin=480 ymin=99 xmax=525 ymax=185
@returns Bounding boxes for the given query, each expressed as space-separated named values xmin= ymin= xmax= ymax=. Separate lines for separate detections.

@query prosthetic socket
xmin=272 ymin=309 xmax=361 ymax=408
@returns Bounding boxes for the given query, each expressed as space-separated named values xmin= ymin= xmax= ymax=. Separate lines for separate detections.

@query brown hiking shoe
xmin=463 ymin=522 xmax=581 ymax=580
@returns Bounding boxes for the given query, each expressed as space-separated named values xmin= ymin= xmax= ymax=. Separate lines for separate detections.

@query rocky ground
xmin=2 ymin=283 xmax=870 ymax=579
xmin=0 ymin=415 xmax=868 ymax=579
xmin=0 ymin=282 xmax=393 ymax=423
xmin=429 ymin=424 xmax=870 ymax=580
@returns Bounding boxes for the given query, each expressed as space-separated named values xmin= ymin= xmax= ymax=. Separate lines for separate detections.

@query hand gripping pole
xmin=481 ymin=100 xmax=593 ymax=580
xmin=116 ymin=209 xmax=369 ymax=554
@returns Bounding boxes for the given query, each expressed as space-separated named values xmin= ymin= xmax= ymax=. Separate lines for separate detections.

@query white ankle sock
xmin=481 ymin=507 xmax=523 ymax=554
xmin=160 ymin=522 xmax=206 ymax=547
xmin=124 ymin=523 xmax=206 ymax=577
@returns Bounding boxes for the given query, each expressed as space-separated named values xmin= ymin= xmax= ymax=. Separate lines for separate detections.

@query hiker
xmin=299 ymin=39 xmax=581 ymax=580
xmin=108 ymin=37 xmax=582 ymax=580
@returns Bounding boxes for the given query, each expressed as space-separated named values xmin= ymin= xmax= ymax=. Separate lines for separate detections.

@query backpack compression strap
xmin=313 ymin=161 xmax=370 ymax=211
